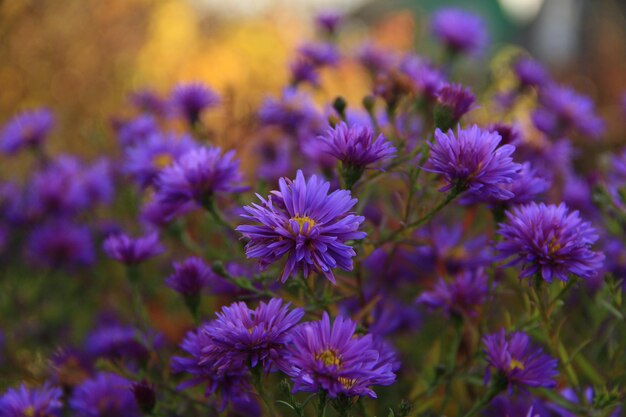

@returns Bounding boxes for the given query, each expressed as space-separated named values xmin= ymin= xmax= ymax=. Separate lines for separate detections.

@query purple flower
xmin=103 ymin=231 xmax=164 ymax=265
xmin=487 ymin=123 xmax=522 ymax=147
xmin=128 ymin=89 xmax=170 ymax=117
xmin=427 ymin=125 xmax=521 ymax=199
xmin=320 ymin=122 xmax=396 ymax=168
xmin=200 ymin=298 xmax=304 ymax=373
xmin=0 ymin=383 xmax=63 ymax=417
xmin=258 ymin=88 xmax=320 ymax=134
xmin=285 ymin=313 xmax=396 ymax=398
xmin=170 ymin=82 xmax=220 ymax=124
xmin=27 ymin=221 xmax=95 ymax=269
xmin=431 ymin=8 xmax=488 ymax=56
xmin=356 ymin=43 xmax=396 ymax=74
xmin=155 ymin=146 xmax=244 ymax=214
xmin=460 ymin=162 xmax=550 ymax=208
xmin=532 ymin=84 xmax=605 ymax=139
xmin=171 ymin=328 xmax=253 ymax=410
xmin=116 ymin=115 xmax=159 ymax=148
xmin=483 ymin=329 xmax=557 ymax=391
xmin=434 ymin=83 xmax=476 ymax=129
xmin=70 ymin=372 xmax=141 ymax=417
xmin=165 ymin=257 xmax=213 ymax=296
xmin=289 ymin=58 xmax=320 ymax=86
xmin=236 ymin=170 xmax=366 ymax=283
xmin=417 ymin=269 xmax=488 ymax=318
xmin=123 ymin=133 xmax=196 ymax=188
xmin=297 ymin=42 xmax=340 ymax=67
xmin=254 ymin=137 xmax=292 ymax=182
xmin=84 ymin=323 xmax=149 ymax=363
xmin=496 ymin=202 xmax=604 ymax=282
xmin=400 ymin=55 xmax=446 ymax=101
xmin=315 ymin=11 xmax=343 ymax=35
xmin=1 ymin=108 xmax=54 ymax=154
xmin=514 ymin=57 xmax=550 ymax=88
xmin=130 ymin=380 xmax=156 ymax=414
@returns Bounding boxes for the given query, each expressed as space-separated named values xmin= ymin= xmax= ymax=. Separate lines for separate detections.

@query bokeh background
xmin=1 ymin=0 xmax=625 ymax=165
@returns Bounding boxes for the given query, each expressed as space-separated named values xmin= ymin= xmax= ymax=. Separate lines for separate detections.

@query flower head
xmin=236 ymin=170 xmax=366 ymax=283
xmin=84 ymin=323 xmax=148 ymax=363
xmin=483 ymin=329 xmax=557 ymax=391
xmin=285 ymin=313 xmax=396 ymax=398
xmin=514 ymin=57 xmax=550 ymax=88
xmin=315 ymin=11 xmax=343 ymax=35
xmin=1 ymin=108 xmax=54 ymax=154
xmin=532 ymin=84 xmax=604 ymax=139
xmin=434 ymin=83 xmax=476 ymax=130
xmin=103 ymin=231 xmax=164 ymax=265
xmin=320 ymin=122 xmax=396 ymax=168
xmin=297 ymin=42 xmax=340 ymax=67
xmin=428 ymin=125 xmax=521 ymax=199
xmin=0 ymin=383 xmax=63 ymax=417
xmin=496 ymin=202 xmax=604 ymax=282
xmin=417 ymin=269 xmax=489 ymax=318
xmin=170 ymin=82 xmax=220 ymax=124
xmin=116 ymin=115 xmax=159 ymax=148
xmin=171 ymin=328 xmax=252 ymax=410
xmin=155 ymin=146 xmax=243 ymax=214
xmin=258 ymin=88 xmax=320 ymax=134
xmin=27 ymin=221 xmax=95 ymax=269
xmin=69 ymin=372 xmax=141 ymax=417
xmin=165 ymin=257 xmax=213 ymax=296
xmin=431 ymin=8 xmax=488 ymax=56
xmin=201 ymin=298 xmax=304 ymax=373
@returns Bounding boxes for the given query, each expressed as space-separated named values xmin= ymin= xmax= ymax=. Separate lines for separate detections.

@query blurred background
xmin=1 ymin=0 xmax=625 ymax=160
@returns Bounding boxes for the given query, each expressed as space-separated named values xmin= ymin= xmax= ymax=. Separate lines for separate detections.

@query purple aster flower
xmin=70 ymin=372 xmax=141 ymax=417
xmin=123 ymin=132 xmax=196 ymax=188
xmin=171 ymin=328 xmax=253 ymax=410
xmin=258 ymin=88 xmax=320 ymax=134
xmin=165 ymin=257 xmax=213 ymax=296
xmin=84 ymin=323 xmax=149 ymax=363
xmin=487 ymin=123 xmax=522 ymax=147
xmin=434 ymin=83 xmax=476 ymax=130
xmin=496 ymin=202 xmax=604 ymax=282
xmin=532 ymin=84 xmax=605 ymax=139
xmin=417 ymin=269 xmax=489 ymax=318
xmin=236 ymin=170 xmax=366 ymax=283
xmin=399 ymin=55 xmax=446 ymax=101
xmin=315 ymin=11 xmax=343 ymax=35
xmin=129 ymin=88 xmax=170 ymax=117
xmin=27 ymin=221 xmax=95 ymax=269
xmin=116 ymin=115 xmax=159 ymax=148
xmin=154 ymin=146 xmax=244 ymax=215
xmin=297 ymin=42 xmax=340 ymax=67
xmin=103 ymin=231 xmax=164 ymax=265
xmin=514 ymin=57 xmax=550 ymax=88
xmin=200 ymin=298 xmax=304 ymax=373
xmin=170 ymin=82 xmax=220 ymax=125
xmin=254 ymin=137 xmax=292 ymax=182
xmin=427 ymin=125 xmax=521 ymax=199
xmin=356 ymin=43 xmax=396 ymax=74
xmin=0 ymin=108 xmax=54 ymax=154
xmin=431 ymin=8 xmax=488 ymax=56
xmin=460 ymin=162 xmax=550 ymax=208
xmin=285 ymin=313 xmax=396 ymax=398
xmin=289 ymin=58 xmax=320 ymax=87
xmin=79 ymin=158 xmax=115 ymax=207
xmin=319 ymin=121 xmax=396 ymax=187
xmin=483 ymin=329 xmax=557 ymax=391
xmin=0 ymin=383 xmax=63 ymax=417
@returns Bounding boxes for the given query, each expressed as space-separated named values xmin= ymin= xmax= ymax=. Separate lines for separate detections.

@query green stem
xmin=317 ymin=391 xmax=328 ymax=417
xmin=127 ymin=265 xmax=151 ymax=334
xmin=461 ymin=383 xmax=503 ymax=417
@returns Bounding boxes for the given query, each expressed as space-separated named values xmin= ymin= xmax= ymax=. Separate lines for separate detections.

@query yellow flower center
xmin=316 ymin=348 xmax=341 ymax=367
xmin=152 ymin=153 xmax=173 ymax=169
xmin=509 ymin=358 xmax=525 ymax=371
xmin=291 ymin=215 xmax=316 ymax=234
xmin=547 ymin=236 xmax=561 ymax=254
xmin=338 ymin=376 xmax=357 ymax=389
xmin=25 ymin=406 xmax=36 ymax=417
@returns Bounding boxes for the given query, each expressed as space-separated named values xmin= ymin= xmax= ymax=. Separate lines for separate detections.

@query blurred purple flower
xmin=237 ymin=170 xmax=366 ymax=283
xmin=514 ymin=57 xmax=550 ymax=88
xmin=315 ymin=11 xmax=343 ymax=35
xmin=496 ymin=202 xmax=604 ymax=282
xmin=103 ymin=231 xmax=164 ymax=265
xmin=170 ymin=82 xmax=220 ymax=124
xmin=84 ymin=323 xmax=149 ymax=363
xmin=417 ymin=269 xmax=489 ymax=318
xmin=116 ymin=115 xmax=159 ymax=148
xmin=532 ymin=84 xmax=604 ymax=139
xmin=0 ymin=383 xmax=63 ymax=417
xmin=70 ymin=372 xmax=141 ymax=417
xmin=0 ymin=108 xmax=54 ymax=154
xmin=434 ymin=83 xmax=476 ymax=129
xmin=400 ymin=55 xmax=446 ymax=101
xmin=258 ymin=88 xmax=320 ymax=134
xmin=27 ymin=221 xmax=95 ymax=269
xmin=297 ymin=42 xmax=340 ymax=67
xmin=483 ymin=329 xmax=557 ymax=391
xmin=431 ymin=8 xmax=488 ymax=56
xmin=165 ymin=257 xmax=213 ymax=296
